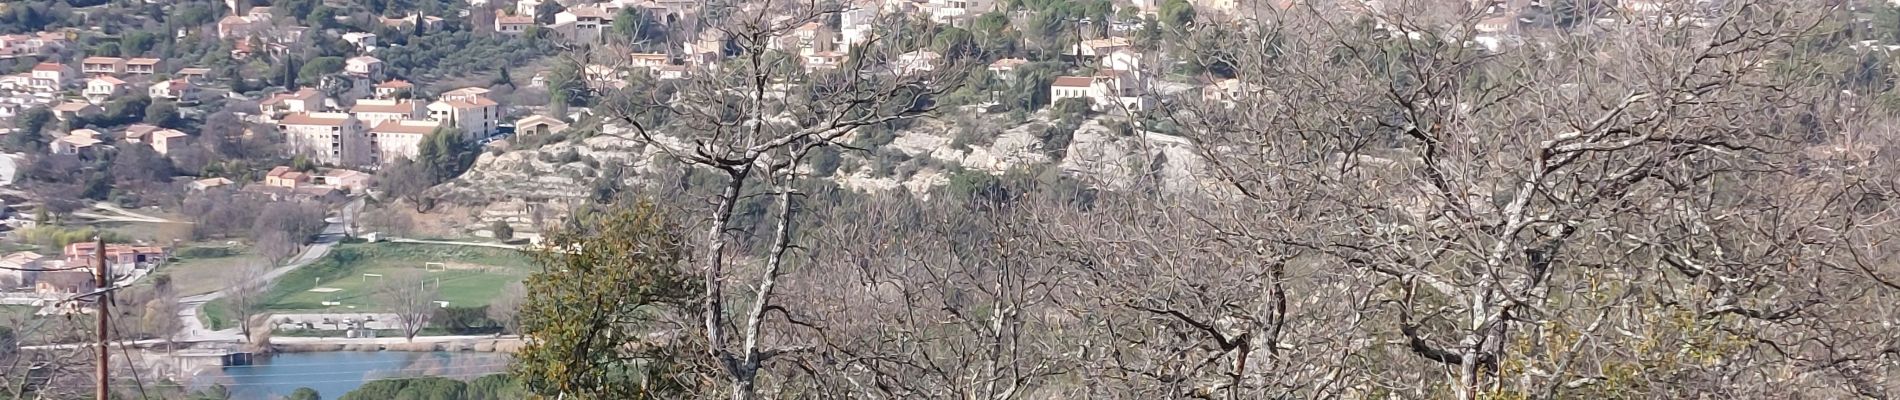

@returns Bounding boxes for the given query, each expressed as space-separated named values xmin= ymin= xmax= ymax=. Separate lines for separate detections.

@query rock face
xmin=437 ymin=111 xmax=1217 ymax=213
xmin=434 ymin=131 xmax=652 ymax=205
xmin=1058 ymin=119 xmax=1210 ymax=194
xmin=886 ymin=118 xmax=1050 ymax=175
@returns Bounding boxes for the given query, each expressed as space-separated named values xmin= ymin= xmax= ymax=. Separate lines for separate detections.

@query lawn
xmin=0 ymin=304 xmax=34 ymax=323
xmin=161 ymin=245 xmax=268 ymax=296
xmin=263 ymin=242 xmax=537 ymax=312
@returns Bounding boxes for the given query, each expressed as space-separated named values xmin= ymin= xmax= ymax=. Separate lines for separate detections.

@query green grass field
xmin=161 ymin=245 xmax=267 ymax=296
xmin=263 ymin=242 xmax=537 ymax=312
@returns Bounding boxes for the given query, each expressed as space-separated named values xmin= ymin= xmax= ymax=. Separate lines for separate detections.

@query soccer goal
xmin=424 ymin=262 xmax=447 ymax=272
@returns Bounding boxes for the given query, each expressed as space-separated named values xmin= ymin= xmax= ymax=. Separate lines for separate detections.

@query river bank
xmin=204 ymin=351 xmax=512 ymax=399
xmin=270 ymin=336 xmax=526 ymax=353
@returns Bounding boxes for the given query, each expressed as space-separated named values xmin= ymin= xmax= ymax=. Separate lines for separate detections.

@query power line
xmin=107 ymin=314 xmax=148 ymax=400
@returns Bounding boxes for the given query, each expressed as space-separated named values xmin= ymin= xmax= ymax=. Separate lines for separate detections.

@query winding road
xmin=173 ymin=198 xmax=365 ymax=343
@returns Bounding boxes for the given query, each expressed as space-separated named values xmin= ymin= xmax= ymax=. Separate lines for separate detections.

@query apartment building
xmin=368 ymin=119 xmax=442 ymax=165
xmin=279 ymin=112 xmax=369 ymax=166
xmin=349 ymin=98 xmax=425 ymax=128
xmin=427 ymin=96 xmax=500 ymax=141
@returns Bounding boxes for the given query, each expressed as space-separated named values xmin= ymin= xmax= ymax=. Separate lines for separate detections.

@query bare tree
xmin=1048 ymin=0 xmax=1876 ymax=398
xmin=502 ymin=0 xmax=1900 ymax=398
xmin=255 ymin=230 xmax=298 ymax=265
xmin=586 ymin=1 xmax=972 ymax=398
xmin=486 ymin=282 xmax=525 ymax=336
xmin=363 ymin=207 xmax=416 ymax=237
xmin=224 ymin=263 xmax=269 ymax=341
xmin=377 ymin=270 xmax=439 ymax=341
xmin=141 ymin=294 xmax=183 ymax=348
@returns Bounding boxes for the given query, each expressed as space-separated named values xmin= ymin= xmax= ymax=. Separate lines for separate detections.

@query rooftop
xmin=437 ymin=97 xmax=499 ymax=108
xmin=123 ymin=124 xmax=160 ymax=138
xmin=1052 ymin=76 xmax=1094 ymax=87
xmin=350 ymin=100 xmax=421 ymax=114
xmin=279 ymin=112 xmax=352 ymax=126
xmin=565 ymin=6 xmax=612 ymax=18
xmin=370 ymin=120 xmax=440 ymax=135
xmin=58 ymin=134 xmax=101 ymax=147
xmin=52 ymin=102 xmax=95 ymax=112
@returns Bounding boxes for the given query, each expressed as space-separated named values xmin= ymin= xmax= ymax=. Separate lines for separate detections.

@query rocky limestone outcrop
xmin=1058 ymin=119 xmax=1214 ymax=195
xmin=437 ymin=112 xmax=1219 ymax=213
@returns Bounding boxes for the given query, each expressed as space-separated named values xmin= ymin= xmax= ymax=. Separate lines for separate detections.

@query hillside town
xmin=0 ymin=0 xmax=1892 ymax=398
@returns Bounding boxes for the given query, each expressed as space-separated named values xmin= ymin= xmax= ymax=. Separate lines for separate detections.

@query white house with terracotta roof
xmin=655 ymin=64 xmax=689 ymax=80
xmin=30 ymin=62 xmax=72 ymax=91
xmin=627 ymin=53 xmax=669 ymax=69
xmin=122 ymin=124 xmax=161 ymax=143
xmin=176 ymin=67 xmax=212 ymax=81
xmin=803 ymin=52 xmax=844 ymax=71
xmin=125 ymin=58 xmax=161 ymax=75
xmin=349 ymin=99 xmax=426 ymax=128
xmin=926 ymin=0 xmax=993 ymax=23
xmin=553 ymin=5 xmax=613 ymax=44
xmin=218 ymin=14 xmax=267 ymax=39
xmin=368 ymin=119 xmax=442 ymax=165
xmin=310 ymin=169 xmax=372 ymax=192
xmin=149 ymin=129 xmax=189 ymax=155
xmin=0 ymin=251 xmax=45 ymax=288
xmin=0 ymin=73 xmax=30 ymax=91
xmin=341 ymin=32 xmax=378 ymax=51
xmin=279 ymin=112 xmax=369 ymax=166
xmin=771 ymin=22 xmax=833 ymax=55
xmin=84 ymin=76 xmax=127 ymax=102
xmin=515 ymin=114 xmax=569 ymax=136
xmin=50 ymin=101 xmax=99 ymax=121
xmin=189 ymin=177 xmax=233 ymax=191
xmin=345 ymin=56 xmax=385 ymax=80
xmin=264 ymin=165 xmax=306 ymax=188
xmin=148 ymin=79 xmax=198 ymax=102
xmin=895 ymin=50 xmax=941 ymax=75
xmin=988 ymin=58 xmax=1029 ymax=77
xmin=495 ymin=15 xmax=535 ymax=34
xmin=1050 ymin=72 xmax=1149 ymax=112
xmin=51 ymin=129 xmax=103 ymax=155
xmin=261 ymin=88 xmax=327 ymax=117
xmin=374 ymin=80 xmax=414 ymax=98
xmin=81 ymin=57 xmax=125 ymax=76
xmin=1070 ymin=37 xmax=1132 ymax=58
xmin=0 ymin=32 xmax=67 ymax=60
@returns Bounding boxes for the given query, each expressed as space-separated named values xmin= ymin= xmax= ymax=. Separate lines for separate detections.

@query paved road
xmin=174 ymin=198 xmax=365 ymax=343
xmin=93 ymin=202 xmax=177 ymax=223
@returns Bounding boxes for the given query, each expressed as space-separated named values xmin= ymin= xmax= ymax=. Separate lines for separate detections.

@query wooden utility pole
xmin=93 ymin=236 xmax=109 ymax=400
